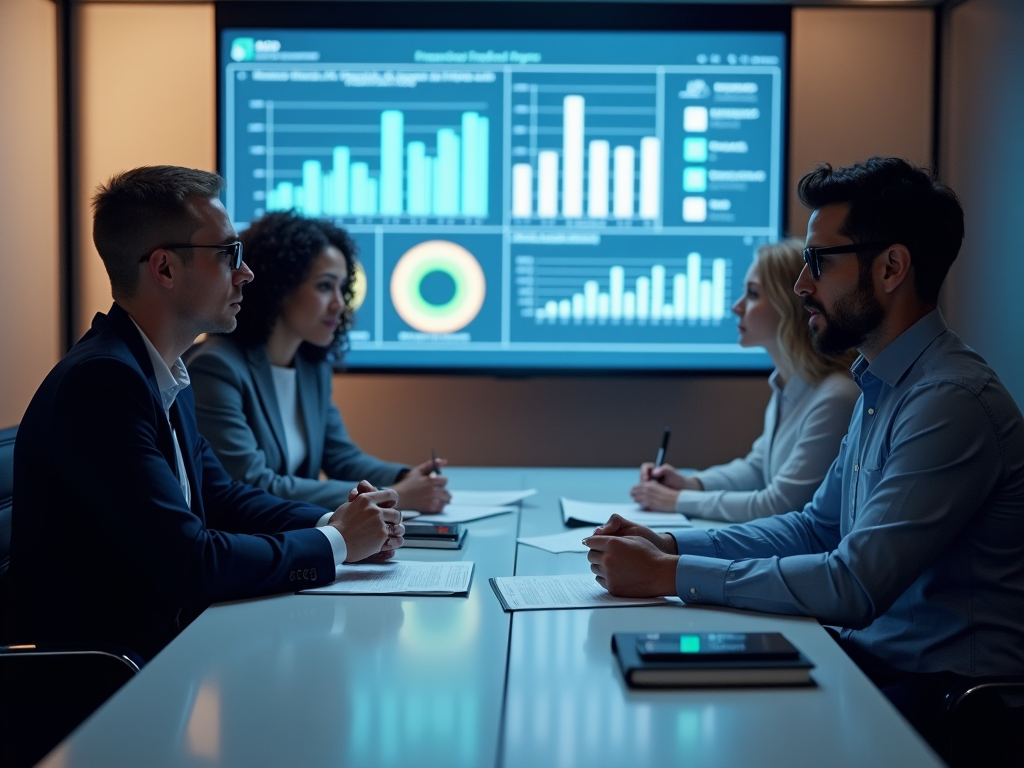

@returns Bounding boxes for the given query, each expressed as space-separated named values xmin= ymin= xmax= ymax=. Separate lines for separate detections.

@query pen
xmin=431 ymin=447 xmax=441 ymax=476
xmin=654 ymin=427 xmax=671 ymax=471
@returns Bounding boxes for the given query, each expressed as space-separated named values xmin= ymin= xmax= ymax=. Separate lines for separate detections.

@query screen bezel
xmin=215 ymin=2 xmax=791 ymax=377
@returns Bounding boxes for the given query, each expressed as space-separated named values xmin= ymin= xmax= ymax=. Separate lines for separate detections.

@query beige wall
xmin=65 ymin=4 xmax=935 ymax=466
xmin=788 ymin=8 xmax=934 ymax=239
xmin=0 ymin=0 xmax=59 ymax=428
xmin=78 ymin=2 xmax=216 ymax=333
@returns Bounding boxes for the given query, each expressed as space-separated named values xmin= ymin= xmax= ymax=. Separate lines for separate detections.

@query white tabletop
xmin=40 ymin=468 xmax=942 ymax=768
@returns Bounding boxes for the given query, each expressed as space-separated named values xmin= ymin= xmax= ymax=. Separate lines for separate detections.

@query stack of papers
xmin=300 ymin=560 xmax=474 ymax=596
xmin=560 ymin=498 xmax=693 ymax=529
xmin=489 ymin=574 xmax=669 ymax=611
xmin=416 ymin=505 xmax=515 ymax=524
xmin=400 ymin=489 xmax=537 ymax=523
xmin=517 ymin=529 xmax=590 ymax=554
xmin=449 ymin=489 xmax=537 ymax=506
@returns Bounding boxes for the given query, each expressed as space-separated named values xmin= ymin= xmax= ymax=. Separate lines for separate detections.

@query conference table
xmin=40 ymin=468 xmax=943 ymax=768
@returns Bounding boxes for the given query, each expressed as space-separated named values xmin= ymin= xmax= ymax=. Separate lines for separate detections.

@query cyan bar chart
xmin=520 ymin=252 xmax=729 ymax=325
xmin=263 ymin=105 xmax=491 ymax=219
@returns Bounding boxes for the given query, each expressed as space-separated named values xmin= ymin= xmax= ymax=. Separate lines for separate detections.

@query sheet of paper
xmin=517 ymin=529 xmax=590 ymax=554
xmin=560 ymin=498 xmax=692 ymax=529
xmin=300 ymin=560 xmax=474 ymax=596
xmin=449 ymin=489 xmax=537 ymax=506
xmin=490 ymin=574 xmax=668 ymax=611
xmin=417 ymin=505 xmax=516 ymax=524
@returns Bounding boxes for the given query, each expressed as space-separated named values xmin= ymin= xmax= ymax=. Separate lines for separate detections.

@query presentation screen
xmin=220 ymin=23 xmax=786 ymax=371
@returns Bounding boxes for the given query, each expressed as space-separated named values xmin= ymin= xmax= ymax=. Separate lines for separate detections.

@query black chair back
xmin=0 ymin=425 xmax=16 ymax=584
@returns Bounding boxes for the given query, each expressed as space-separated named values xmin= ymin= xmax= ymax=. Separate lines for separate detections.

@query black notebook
xmin=612 ymin=632 xmax=815 ymax=688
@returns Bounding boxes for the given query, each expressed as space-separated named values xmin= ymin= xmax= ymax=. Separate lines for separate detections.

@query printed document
xmin=561 ymin=498 xmax=692 ymax=528
xmin=517 ymin=529 xmax=590 ymax=554
xmin=300 ymin=560 xmax=474 ymax=596
xmin=489 ymin=574 xmax=669 ymax=611
xmin=449 ymin=489 xmax=537 ymax=506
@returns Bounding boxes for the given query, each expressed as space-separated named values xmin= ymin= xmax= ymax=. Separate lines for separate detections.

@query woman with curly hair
xmin=630 ymin=239 xmax=860 ymax=522
xmin=186 ymin=211 xmax=450 ymax=512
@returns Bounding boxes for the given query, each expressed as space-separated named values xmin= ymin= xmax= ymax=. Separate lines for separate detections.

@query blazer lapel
xmin=169 ymin=401 xmax=204 ymax=524
xmin=244 ymin=344 xmax=289 ymax=461
xmin=104 ymin=303 xmax=181 ymax=474
xmin=295 ymin=352 xmax=323 ymax=478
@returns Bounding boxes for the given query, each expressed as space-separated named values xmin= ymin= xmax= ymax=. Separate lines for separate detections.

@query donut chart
xmin=350 ymin=261 xmax=368 ymax=311
xmin=390 ymin=240 xmax=486 ymax=334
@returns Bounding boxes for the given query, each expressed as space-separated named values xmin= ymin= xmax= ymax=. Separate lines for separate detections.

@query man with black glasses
xmin=585 ymin=157 xmax=1024 ymax=748
xmin=9 ymin=166 xmax=405 ymax=660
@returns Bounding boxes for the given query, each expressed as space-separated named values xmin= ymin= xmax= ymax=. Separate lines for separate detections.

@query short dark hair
xmin=232 ymin=211 xmax=358 ymax=361
xmin=92 ymin=166 xmax=225 ymax=299
xmin=797 ymin=157 xmax=964 ymax=304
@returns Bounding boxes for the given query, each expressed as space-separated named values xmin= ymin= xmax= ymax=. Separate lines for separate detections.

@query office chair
xmin=0 ymin=425 xmax=144 ymax=768
xmin=944 ymin=676 xmax=1024 ymax=767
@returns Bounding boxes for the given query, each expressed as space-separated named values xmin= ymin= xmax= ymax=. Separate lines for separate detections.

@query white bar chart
xmin=531 ymin=253 xmax=729 ymax=324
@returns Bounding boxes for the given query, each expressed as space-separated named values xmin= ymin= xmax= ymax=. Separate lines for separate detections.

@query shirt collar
xmin=859 ymin=308 xmax=948 ymax=388
xmin=129 ymin=318 xmax=190 ymax=414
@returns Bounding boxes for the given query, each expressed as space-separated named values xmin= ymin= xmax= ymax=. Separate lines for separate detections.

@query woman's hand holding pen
xmin=392 ymin=459 xmax=451 ymax=513
xmin=632 ymin=463 xmax=703 ymax=512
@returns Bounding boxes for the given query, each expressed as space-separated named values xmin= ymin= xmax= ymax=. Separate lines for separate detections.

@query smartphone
xmin=636 ymin=632 xmax=800 ymax=662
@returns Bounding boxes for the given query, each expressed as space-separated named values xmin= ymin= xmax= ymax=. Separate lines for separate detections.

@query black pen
xmin=654 ymin=428 xmax=671 ymax=472
xmin=431 ymin=447 xmax=441 ymax=476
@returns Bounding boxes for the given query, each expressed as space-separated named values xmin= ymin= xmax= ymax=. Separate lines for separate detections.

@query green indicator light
xmin=680 ymin=635 xmax=701 ymax=653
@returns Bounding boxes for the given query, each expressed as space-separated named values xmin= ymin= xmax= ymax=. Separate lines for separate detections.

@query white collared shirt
xmin=128 ymin=319 xmax=347 ymax=575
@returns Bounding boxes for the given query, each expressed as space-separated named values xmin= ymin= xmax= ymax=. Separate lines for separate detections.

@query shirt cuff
xmin=671 ymin=529 xmax=718 ymax=557
xmin=675 ymin=555 xmax=730 ymax=605
xmin=316 ymin=511 xmax=333 ymax=527
xmin=316 ymin=523 xmax=349 ymax=579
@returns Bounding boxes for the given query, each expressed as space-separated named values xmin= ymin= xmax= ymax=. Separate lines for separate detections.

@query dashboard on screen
xmin=219 ymin=9 xmax=786 ymax=371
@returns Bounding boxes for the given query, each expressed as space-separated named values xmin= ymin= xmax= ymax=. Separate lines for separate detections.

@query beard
xmin=804 ymin=272 xmax=883 ymax=356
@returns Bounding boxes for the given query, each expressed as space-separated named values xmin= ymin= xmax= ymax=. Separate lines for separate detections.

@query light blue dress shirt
xmin=671 ymin=309 xmax=1024 ymax=676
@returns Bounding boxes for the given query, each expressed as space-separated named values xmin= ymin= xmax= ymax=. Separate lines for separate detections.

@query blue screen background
xmin=220 ymin=29 xmax=785 ymax=370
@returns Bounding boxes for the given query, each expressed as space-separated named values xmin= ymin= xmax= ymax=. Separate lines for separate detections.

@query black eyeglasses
xmin=802 ymin=242 xmax=888 ymax=280
xmin=139 ymin=241 xmax=244 ymax=270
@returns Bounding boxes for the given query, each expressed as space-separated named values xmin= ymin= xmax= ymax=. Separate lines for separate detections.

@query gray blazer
xmin=186 ymin=336 xmax=407 ymax=510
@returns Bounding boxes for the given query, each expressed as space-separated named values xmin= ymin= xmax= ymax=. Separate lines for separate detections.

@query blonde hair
xmin=754 ymin=239 xmax=858 ymax=385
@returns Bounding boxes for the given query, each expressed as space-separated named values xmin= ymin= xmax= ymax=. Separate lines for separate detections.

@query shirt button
xmin=867 ymin=408 xmax=875 ymax=415
xmin=854 ymin=464 xmax=859 ymax=472
xmin=689 ymin=588 xmax=698 ymax=597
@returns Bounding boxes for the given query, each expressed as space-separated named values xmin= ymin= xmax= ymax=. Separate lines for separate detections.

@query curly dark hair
xmin=231 ymin=211 xmax=359 ymax=361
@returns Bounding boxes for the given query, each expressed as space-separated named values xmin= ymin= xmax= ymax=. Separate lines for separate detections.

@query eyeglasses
xmin=802 ymin=242 xmax=888 ymax=280
xmin=139 ymin=241 xmax=244 ymax=270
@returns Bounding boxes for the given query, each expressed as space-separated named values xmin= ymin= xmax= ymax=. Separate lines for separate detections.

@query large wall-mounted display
xmin=220 ymin=22 xmax=786 ymax=370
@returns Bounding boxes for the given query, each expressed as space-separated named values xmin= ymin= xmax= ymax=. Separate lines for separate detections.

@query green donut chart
xmin=390 ymin=240 xmax=486 ymax=334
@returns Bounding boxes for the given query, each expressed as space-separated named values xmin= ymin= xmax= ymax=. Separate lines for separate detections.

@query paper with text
xmin=560 ymin=498 xmax=692 ymax=528
xmin=490 ymin=574 xmax=668 ymax=611
xmin=300 ymin=560 xmax=474 ymax=596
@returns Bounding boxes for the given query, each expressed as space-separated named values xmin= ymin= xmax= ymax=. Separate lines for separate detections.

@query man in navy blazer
xmin=9 ymin=166 xmax=404 ymax=660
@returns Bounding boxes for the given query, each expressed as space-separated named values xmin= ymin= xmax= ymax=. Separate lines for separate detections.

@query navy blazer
xmin=9 ymin=304 xmax=335 ymax=660
xmin=186 ymin=336 xmax=406 ymax=510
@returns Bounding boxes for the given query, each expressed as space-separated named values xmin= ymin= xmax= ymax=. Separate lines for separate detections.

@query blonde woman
xmin=631 ymin=239 xmax=860 ymax=522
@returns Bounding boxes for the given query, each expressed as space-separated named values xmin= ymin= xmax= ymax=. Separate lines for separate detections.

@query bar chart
xmin=509 ymin=73 xmax=661 ymax=224
xmin=518 ymin=252 xmax=730 ymax=326
xmin=260 ymin=101 xmax=493 ymax=220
